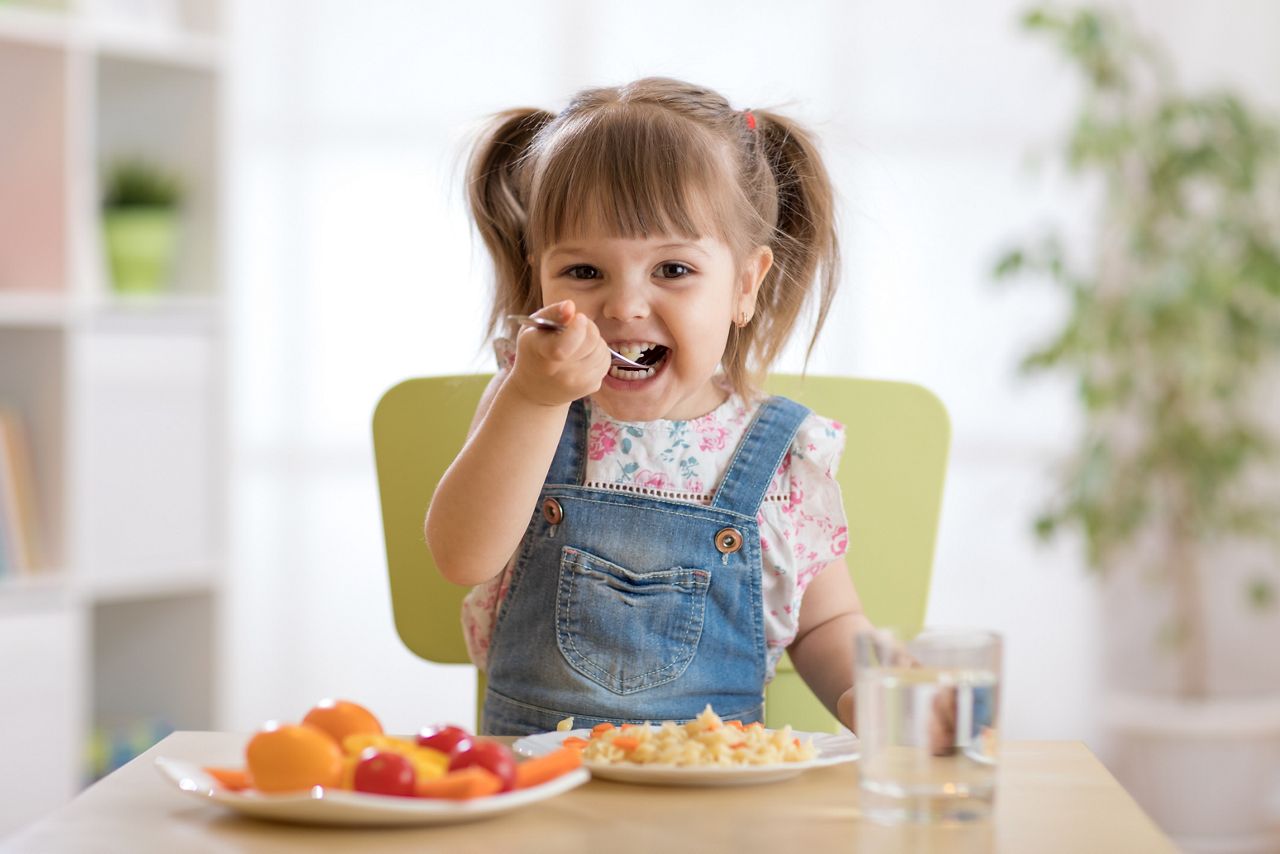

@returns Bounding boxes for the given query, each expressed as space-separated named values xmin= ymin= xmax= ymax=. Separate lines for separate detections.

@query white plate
xmin=513 ymin=729 xmax=858 ymax=787
xmin=154 ymin=756 xmax=591 ymax=827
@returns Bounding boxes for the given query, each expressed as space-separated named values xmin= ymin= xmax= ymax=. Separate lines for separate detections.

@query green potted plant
xmin=995 ymin=6 xmax=1280 ymax=851
xmin=101 ymin=159 xmax=183 ymax=295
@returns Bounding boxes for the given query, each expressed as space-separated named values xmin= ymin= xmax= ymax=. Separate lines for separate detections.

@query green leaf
xmin=1033 ymin=513 xmax=1057 ymax=541
xmin=993 ymin=248 xmax=1025 ymax=279
xmin=1247 ymin=578 xmax=1275 ymax=611
xmin=102 ymin=159 xmax=183 ymax=209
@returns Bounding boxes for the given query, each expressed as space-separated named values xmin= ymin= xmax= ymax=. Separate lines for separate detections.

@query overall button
xmin=715 ymin=527 xmax=743 ymax=555
xmin=542 ymin=497 xmax=564 ymax=525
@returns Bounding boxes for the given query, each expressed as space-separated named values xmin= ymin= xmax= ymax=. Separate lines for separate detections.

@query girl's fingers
xmin=548 ymin=317 xmax=589 ymax=359
xmin=534 ymin=299 xmax=575 ymax=325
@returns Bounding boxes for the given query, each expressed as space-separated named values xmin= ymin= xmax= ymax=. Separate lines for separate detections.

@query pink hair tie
xmin=744 ymin=110 xmax=757 ymax=131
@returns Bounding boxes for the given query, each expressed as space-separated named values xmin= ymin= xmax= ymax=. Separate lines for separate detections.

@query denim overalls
xmin=481 ymin=395 xmax=811 ymax=735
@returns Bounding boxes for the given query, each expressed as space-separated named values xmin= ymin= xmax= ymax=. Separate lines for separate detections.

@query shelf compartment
xmin=0 ymin=599 xmax=84 ymax=836
xmin=0 ymin=38 xmax=68 ymax=293
xmin=73 ymin=327 xmax=219 ymax=584
xmin=91 ymin=589 xmax=214 ymax=758
xmin=94 ymin=54 xmax=220 ymax=300
xmin=0 ymin=328 xmax=68 ymax=573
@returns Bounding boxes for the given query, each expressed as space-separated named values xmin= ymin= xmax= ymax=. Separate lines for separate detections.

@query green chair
xmin=372 ymin=374 xmax=950 ymax=732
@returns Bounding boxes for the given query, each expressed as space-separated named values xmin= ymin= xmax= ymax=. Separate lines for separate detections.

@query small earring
xmin=736 ymin=310 xmax=750 ymax=328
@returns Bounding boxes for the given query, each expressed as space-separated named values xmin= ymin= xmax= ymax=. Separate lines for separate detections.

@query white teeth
xmin=613 ymin=341 xmax=660 ymax=361
xmin=608 ymin=365 xmax=656 ymax=381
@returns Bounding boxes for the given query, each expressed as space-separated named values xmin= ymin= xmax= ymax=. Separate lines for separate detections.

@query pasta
xmin=565 ymin=706 xmax=817 ymax=767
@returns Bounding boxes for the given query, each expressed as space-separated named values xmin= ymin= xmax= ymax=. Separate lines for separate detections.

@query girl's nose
xmin=601 ymin=279 xmax=650 ymax=322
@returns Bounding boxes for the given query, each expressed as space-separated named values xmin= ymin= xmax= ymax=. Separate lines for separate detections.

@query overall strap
xmin=709 ymin=396 xmax=811 ymax=516
xmin=545 ymin=398 xmax=589 ymax=485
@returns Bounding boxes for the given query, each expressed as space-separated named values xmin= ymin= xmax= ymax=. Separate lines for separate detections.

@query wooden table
xmin=6 ymin=732 xmax=1176 ymax=853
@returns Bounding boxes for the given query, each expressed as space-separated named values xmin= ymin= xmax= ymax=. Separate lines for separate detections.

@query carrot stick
xmin=203 ymin=766 xmax=251 ymax=791
xmin=414 ymin=767 xmax=502 ymax=800
xmin=562 ymin=736 xmax=590 ymax=750
xmin=514 ymin=747 xmax=583 ymax=790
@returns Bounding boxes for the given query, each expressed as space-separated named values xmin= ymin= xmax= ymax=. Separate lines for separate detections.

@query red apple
xmin=352 ymin=750 xmax=416 ymax=798
xmin=448 ymin=740 xmax=517 ymax=792
xmin=416 ymin=724 xmax=472 ymax=755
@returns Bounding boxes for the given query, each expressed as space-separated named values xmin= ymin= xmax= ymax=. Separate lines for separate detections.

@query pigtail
xmin=467 ymin=108 xmax=557 ymax=342
xmin=751 ymin=110 xmax=840 ymax=375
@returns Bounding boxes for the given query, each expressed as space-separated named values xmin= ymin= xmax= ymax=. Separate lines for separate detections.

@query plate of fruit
xmin=156 ymin=699 xmax=588 ymax=826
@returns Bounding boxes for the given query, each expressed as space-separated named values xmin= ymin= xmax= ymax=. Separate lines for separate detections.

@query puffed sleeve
xmin=782 ymin=413 xmax=849 ymax=593
xmin=757 ymin=412 xmax=849 ymax=678
xmin=493 ymin=336 xmax=516 ymax=372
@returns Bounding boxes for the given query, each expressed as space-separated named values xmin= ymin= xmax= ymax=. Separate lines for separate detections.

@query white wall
xmin=223 ymin=0 xmax=1280 ymax=747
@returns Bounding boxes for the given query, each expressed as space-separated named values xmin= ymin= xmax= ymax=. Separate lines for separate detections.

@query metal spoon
xmin=506 ymin=314 xmax=647 ymax=369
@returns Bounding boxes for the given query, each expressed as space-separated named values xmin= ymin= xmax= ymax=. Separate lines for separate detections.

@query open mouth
xmin=608 ymin=343 xmax=669 ymax=381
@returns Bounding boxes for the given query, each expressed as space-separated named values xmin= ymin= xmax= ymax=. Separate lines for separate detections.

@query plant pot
xmin=1104 ymin=692 xmax=1280 ymax=854
xmin=102 ymin=207 xmax=180 ymax=295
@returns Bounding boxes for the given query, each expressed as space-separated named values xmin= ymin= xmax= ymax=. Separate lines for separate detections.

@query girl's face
xmin=538 ymin=228 xmax=771 ymax=421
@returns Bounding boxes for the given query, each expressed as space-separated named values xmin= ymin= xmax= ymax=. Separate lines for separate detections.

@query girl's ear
xmin=738 ymin=245 xmax=773 ymax=322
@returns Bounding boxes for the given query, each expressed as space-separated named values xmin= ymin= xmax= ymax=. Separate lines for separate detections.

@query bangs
xmin=527 ymin=107 xmax=741 ymax=251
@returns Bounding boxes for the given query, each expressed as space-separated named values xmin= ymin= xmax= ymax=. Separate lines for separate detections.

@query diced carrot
xmin=514 ymin=747 xmax=583 ymax=790
xmin=725 ymin=720 xmax=745 ymax=731
xmin=619 ymin=723 xmax=638 ymax=732
xmin=561 ymin=736 xmax=590 ymax=750
xmin=414 ymin=767 xmax=502 ymax=800
xmin=729 ymin=742 xmax=746 ymax=750
xmin=591 ymin=722 xmax=616 ymax=737
xmin=204 ymin=766 xmax=251 ymax=791
xmin=610 ymin=736 xmax=640 ymax=753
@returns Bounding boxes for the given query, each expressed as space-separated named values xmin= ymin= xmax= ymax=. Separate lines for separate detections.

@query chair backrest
xmin=372 ymin=374 xmax=950 ymax=723
xmin=374 ymin=374 xmax=492 ymax=665
xmin=762 ymin=374 xmax=949 ymax=636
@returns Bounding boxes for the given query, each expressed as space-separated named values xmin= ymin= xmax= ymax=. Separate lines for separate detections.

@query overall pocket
xmin=555 ymin=546 xmax=710 ymax=695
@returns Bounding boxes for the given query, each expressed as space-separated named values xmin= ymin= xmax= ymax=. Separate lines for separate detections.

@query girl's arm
xmin=785 ymin=560 xmax=873 ymax=730
xmin=425 ymin=301 xmax=611 ymax=587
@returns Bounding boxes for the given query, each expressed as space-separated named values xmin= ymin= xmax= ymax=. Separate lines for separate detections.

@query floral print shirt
xmin=461 ymin=383 xmax=850 ymax=683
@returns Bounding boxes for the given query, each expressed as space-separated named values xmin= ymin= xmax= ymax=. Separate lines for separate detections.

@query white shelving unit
xmin=0 ymin=0 xmax=224 ymax=835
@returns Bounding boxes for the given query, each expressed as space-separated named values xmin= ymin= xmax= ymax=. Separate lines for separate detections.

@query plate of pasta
xmin=513 ymin=707 xmax=859 ymax=787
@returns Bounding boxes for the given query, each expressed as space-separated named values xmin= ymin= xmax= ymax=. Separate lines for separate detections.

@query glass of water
xmin=855 ymin=627 xmax=1002 ymax=824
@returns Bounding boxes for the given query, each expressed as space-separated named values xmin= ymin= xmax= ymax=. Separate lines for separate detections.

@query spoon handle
xmin=505 ymin=314 xmax=645 ymax=369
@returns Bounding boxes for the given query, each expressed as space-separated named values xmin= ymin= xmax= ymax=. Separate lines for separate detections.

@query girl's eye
xmin=657 ymin=262 xmax=693 ymax=279
xmin=564 ymin=265 xmax=601 ymax=280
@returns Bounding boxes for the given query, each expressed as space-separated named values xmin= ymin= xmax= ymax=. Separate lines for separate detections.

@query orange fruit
xmin=245 ymin=722 xmax=343 ymax=793
xmin=302 ymin=699 xmax=383 ymax=747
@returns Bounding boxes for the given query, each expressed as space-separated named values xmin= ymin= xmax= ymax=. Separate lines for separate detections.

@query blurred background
xmin=2 ymin=0 xmax=1278 ymax=850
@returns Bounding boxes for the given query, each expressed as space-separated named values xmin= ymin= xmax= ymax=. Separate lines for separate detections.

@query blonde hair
xmin=466 ymin=77 xmax=839 ymax=395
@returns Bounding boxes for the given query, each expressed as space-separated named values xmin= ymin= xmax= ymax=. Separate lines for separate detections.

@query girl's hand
xmin=508 ymin=300 xmax=611 ymax=407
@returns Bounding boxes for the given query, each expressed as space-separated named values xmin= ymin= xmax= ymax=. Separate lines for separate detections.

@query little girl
xmin=426 ymin=77 xmax=872 ymax=736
